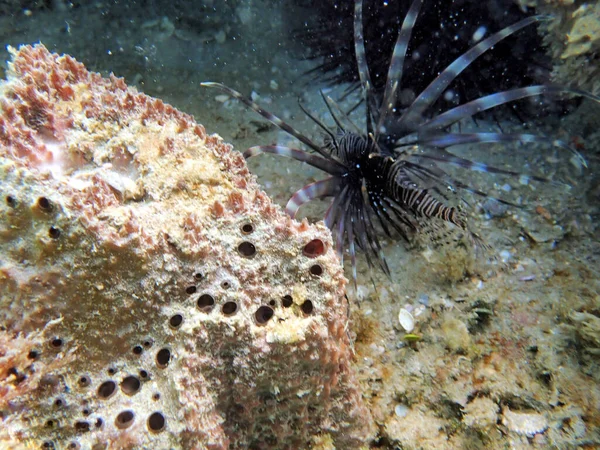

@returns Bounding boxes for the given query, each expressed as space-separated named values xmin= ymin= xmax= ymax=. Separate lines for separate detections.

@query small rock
xmin=395 ymin=404 xmax=409 ymax=418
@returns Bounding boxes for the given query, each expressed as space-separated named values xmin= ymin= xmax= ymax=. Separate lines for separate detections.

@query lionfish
xmin=203 ymin=0 xmax=599 ymax=284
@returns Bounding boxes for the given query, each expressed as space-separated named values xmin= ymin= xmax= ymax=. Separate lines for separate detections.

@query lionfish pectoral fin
xmin=360 ymin=201 xmax=392 ymax=276
xmin=420 ymin=86 xmax=551 ymax=131
xmin=396 ymin=16 xmax=543 ymax=132
xmin=353 ymin=0 xmax=381 ymax=132
xmin=201 ymin=81 xmax=329 ymax=158
xmin=245 ymin=145 xmax=345 ymax=175
xmin=322 ymin=93 xmax=363 ymax=135
xmin=379 ymin=198 xmax=419 ymax=239
xmin=421 ymin=85 xmax=600 ymax=132
xmin=353 ymin=0 xmax=373 ymax=95
xmin=419 ymin=132 xmax=586 ymax=171
xmin=324 ymin=185 xmax=350 ymax=230
xmin=413 ymin=148 xmax=564 ymax=187
xmin=345 ymin=208 xmax=359 ymax=289
xmin=377 ymin=0 xmax=424 ymax=136
xmin=285 ymin=177 xmax=340 ymax=219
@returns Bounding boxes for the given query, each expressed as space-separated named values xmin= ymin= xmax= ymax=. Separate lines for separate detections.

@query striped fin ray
xmin=245 ymin=145 xmax=346 ymax=175
xmin=297 ymin=98 xmax=340 ymax=147
xmin=421 ymin=85 xmax=600 ymax=131
xmin=345 ymin=203 xmax=359 ymax=287
xmin=335 ymin=207 xmax=347 ymax=263
xmin=285 ymin=177 xmax=340 ymax=218
xmin=335 ymin=192 xmax=358 ymax=265
xmin=398 ymin=161 xmax=457 ymax=198
xmin=377 ymin=0 xmax=424 ymax=136
xmin=353 ymin=0 xmax=373 ymax=95
xmin=201 ymin=82 xmax=328 ymax=158
xmin=349 ymin=195 xmax=389 ymax=276
xmin=402 ymin=161 xmax=521 ymax=207
xmin=418 ymin=132 xmax=586 ymax=168
xmin=359 ymin=199 xmax=391 ymax=275
xmin=324 ymin=184 xmax=350 ymax=230
xmin=353 ymin=0 xmax=381 ymax=131
xmin=322 ymin=93 xmax=363 ymax=136
xmin=366 ymin=193 xmax=395 ymax=238
xmin=396 ymin=16 xmax=544 ymax=133
xmin=421 ymin=86 xmax=554 ymax=130
xmin=351 ymin=204 xmax=376 ymax=271
xmin=377 ymin=196 xmax=419 ymax=237
xmin=413 ymin=149 xmax=564 ymax=186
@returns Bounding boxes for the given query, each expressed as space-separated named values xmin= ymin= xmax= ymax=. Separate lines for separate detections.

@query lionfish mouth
xmin=202 ymin=0 xmax=600 ymax=286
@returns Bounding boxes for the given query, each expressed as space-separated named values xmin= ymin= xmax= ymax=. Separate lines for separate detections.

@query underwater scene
xmin=0 ymin=0 xmax=599 ymax=448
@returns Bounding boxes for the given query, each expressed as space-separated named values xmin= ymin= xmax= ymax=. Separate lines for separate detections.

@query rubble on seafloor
xmin=0 ymin=44 xmax=375 ymax=449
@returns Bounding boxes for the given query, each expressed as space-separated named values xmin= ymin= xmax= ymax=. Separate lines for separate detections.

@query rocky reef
xmin=0 ymin=44 xmax=374 ymax=449
xmin=515 ymin=0 xmax=600 ymax=94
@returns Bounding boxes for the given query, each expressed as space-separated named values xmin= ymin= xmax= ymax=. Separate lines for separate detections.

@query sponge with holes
xmin=0 ymin=44 xmax=375 ymax=449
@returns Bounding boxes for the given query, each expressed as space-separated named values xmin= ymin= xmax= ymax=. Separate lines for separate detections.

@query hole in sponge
xmin=185 ymin=285 xmax=197 ymax=295
xmin=120 ymin=376 xmax=141 ymax=396
xmin=303 ymin=239 xmax=325 ymax=257
xmin=237 ymin=241 xmax=256 ymax=257
xmin=222 ymin=301 xmax=238 ymax=316
xmin=241 ymin=223 xmax=254 ymax=234
xmin=282 ymin=295 xmax=293 ymax=308
xmin=5 ymin=195 xmax=17 ymax=207
xmin=115 ymin=410 xmax=135 ymax=429
xmin=197 ymin=294 xmax=215 ymax=312
xmin=48 ymin=226 xmax=61 ymax=239
xmin=301 ymin=300 xmax=314 ymax=315
xmin=255 ymin=306 xmax=274 ymax=325
xmin=37 ymin=197 xmax=53 ymax=212
xmin=77 ymin=376 xmax=91 ymax=388
xmin=97 ymin=381 xmax=116 ymax=399
xmin=74 ymin=421 xmax=90 ymax=433
xmin=309 ymin=264 xmax=323 ymax=276
xmin=148 ymin=411 xmax=166 ymax=433
xmin=156 ymin=348 xmax=171 ymax=368
xmin=49 ymin=337 xmax=63 ymax=349
xmin=169 ymin=314 xmax=183 ymax=328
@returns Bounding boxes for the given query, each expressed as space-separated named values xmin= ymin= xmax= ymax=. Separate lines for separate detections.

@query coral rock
xmin=501 ymin=407 xmax=549 ymax=437
xmin=0 ymin=44 xmax=374 ymax=449
xmin=462 ymin=397 xmax=499 ymax=430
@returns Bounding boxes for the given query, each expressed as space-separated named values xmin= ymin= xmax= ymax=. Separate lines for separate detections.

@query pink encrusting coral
xmin=0 ymin=44 xmax=375 ymax=449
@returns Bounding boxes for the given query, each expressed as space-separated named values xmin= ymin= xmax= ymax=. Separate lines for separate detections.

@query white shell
xmin=502 ymin=407 xmax=548 ymax=436
xmin=398 ymin=308 xmax=415 ymax=333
